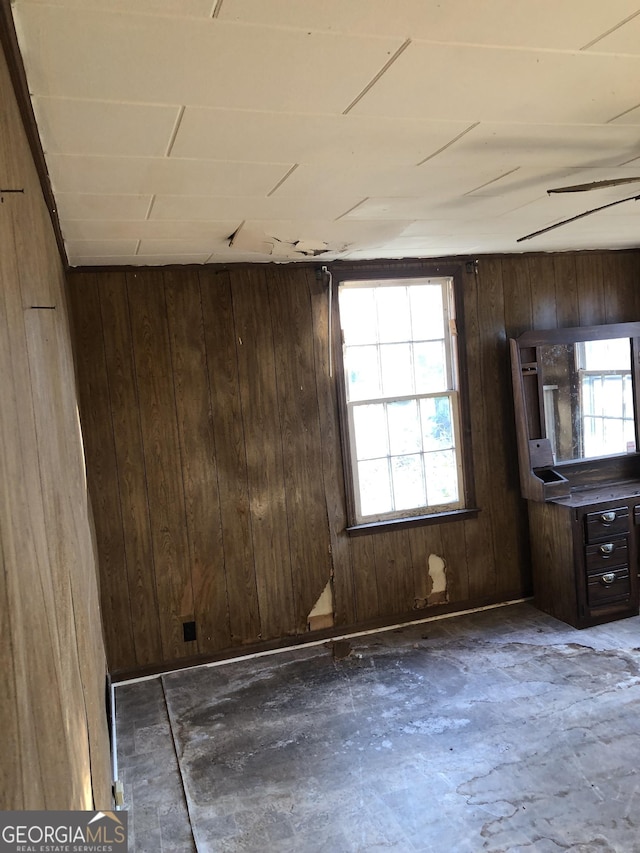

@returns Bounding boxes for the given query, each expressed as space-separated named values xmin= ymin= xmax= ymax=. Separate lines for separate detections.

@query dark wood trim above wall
xmin=0 ymin=0 xmax=68 ymax=267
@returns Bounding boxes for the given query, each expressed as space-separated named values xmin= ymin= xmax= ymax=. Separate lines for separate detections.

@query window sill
xmin=346 ymin=507 xmax=480 ymax=537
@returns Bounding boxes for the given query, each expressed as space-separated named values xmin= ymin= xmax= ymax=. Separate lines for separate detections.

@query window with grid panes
xmin=338 ymin=276 xmax=466 ymax=525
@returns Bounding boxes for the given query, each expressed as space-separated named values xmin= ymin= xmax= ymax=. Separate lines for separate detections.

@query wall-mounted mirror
xmin=539 ymin=337 xmax=635 ymax=464
xmin=510 ymin=322 xmax=640 ymax=501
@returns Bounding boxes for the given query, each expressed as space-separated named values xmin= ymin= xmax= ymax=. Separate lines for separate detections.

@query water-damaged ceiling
xmin=10 ymin=0 xmax=640 ymax=266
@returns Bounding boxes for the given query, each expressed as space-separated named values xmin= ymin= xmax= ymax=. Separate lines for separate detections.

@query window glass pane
xmin=606 ymin=375 xmax=623 ymax=418
xmin=425 ymin=450 xmax=458 ymax=505
xmin=344 ymin=345 xmax=381 ymax=401
xmin=339 ymin=287 xmax=378 ymax=345
xmin=420 ymin=396 xmax=454 ymax=451
xmin=391 ymin=454 xmax=426 ymax=511
xmin=409 ymin=285 xmax=445 ymax=340
xmin=624 ymin=418 xmax=636 ymax=452
xmin=582 ymin=338 xmax=630 ymax=371
xmin=624 ymin=376 xmax=633 ymax=417
xmin=358 ymin=459 xmax=392 ymax=516
xmin=380 ymin=343 xmax=413 ymax=397
xmin=353 ymin=404 xmax=388 ymax=460
xmin=376 ymin=286 xmax=411 ymax=343
xmin=414 ymin=340 xmax=447 ymax=394
xmin=388 ymin=400 xmax=421 ymax=455
xmin=603 ymin=418 xmax=624 ymax=451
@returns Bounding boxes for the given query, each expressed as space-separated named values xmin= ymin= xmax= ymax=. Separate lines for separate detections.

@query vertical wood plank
xmin=501 ymin=255 xmax=533 ymax=338
xmin=350 ymin=535 xmax=379 ymax=623
xmin=127 ymin=271 xmax=195 ymax=661
xmin=200 ymin=269 xmax=261 ymax=645
xmin=232 ymin=268 xmax=295 ymax=639
xmin=99 ymin=273 xmax=163 ymax=667
xmin=439 ymin=521 xmax=471 ymax=602
xmin=268 ymin=268 xmax=332 ymax=631
xmin=602 ymin=251 xmax=640 ymax=323
xmin=528 ymin=255 xmax=558 ymax=330
xmin=477 ymin=257 xmax=524 ymax=598
xmin=373 ymin=529 xmax=414 ymax=617
xmin=462 ymin=263 xmax=496 ymax=599
xmin=553 ymin=254 xmax=580 ymax=327
xmin=68 ymin=273 xmax=135 ymax=670
xmin=576 ymin=253 xmax=605 ymax=325
xmin=164 ymin=269 xmax=231 ymax=653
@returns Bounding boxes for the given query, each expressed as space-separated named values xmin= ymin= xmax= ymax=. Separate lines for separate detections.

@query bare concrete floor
xmin=115 ymin=602 xmax=640 ymax=852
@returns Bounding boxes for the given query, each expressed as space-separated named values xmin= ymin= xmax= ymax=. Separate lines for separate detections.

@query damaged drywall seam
xmin=415 ymin=553 xmax=448 ymax=609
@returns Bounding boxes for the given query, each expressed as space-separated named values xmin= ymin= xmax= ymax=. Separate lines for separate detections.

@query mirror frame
xmin=510 ymin=322 xmax=640 ymax=501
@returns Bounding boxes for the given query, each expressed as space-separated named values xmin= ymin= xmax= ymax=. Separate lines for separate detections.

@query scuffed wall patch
xmin=428 ymin=553 xmax=448 ymax=606
xmin=308 ymin=580 xmax=334 ymax=631
xmin=415 ymin=553 xmax=448 ymax=609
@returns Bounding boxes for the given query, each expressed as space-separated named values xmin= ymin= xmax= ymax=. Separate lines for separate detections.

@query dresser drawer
xmin=585 ymin=538 xmax=629 ymax=573
xmin=587 ymin=567 xmax=630 ymax=607
xmin=584 ymin=506 xmax=629 ymax=543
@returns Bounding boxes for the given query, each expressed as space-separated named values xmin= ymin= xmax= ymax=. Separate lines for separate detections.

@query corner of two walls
xmin=0 ymin=44 xmax=112 ymax=809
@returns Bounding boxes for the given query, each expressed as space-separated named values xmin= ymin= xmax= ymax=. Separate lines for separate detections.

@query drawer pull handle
xmin=600 ymin=511 xmax=616 ymax=524
xmin=601 ymin=572 xmax=616 ymax=585
xmin=600 ymin=543 xmax=615 ymax=556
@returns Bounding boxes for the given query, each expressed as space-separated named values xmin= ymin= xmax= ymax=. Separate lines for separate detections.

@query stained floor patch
xmin=116 ymin=604 xmax=640 ymax=852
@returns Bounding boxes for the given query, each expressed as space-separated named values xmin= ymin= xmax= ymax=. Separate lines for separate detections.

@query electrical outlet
xmin=183 ymin=620 xmax=197 ymax=642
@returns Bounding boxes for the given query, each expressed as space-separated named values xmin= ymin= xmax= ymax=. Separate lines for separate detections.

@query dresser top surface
xmin=550 ymin=480 xmax=640 ymax=508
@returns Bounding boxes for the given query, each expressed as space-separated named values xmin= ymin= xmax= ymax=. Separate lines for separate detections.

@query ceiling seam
xmin=267 ymin=164 xmax=299 ymax=197
xmin=579 ymin=9 xmax=640 ymax=50
xmin=342 ymin=38 xmax=411 ymax=115
xmin=607 ymin=102 xmax=640 ymax=124
xmin=464 ymin=167 xmax=521 ymax=195
xmin=416 ymin=122 xmax=480 ymax=166
xmin=335 ymin=198 xmax=369 ymax=221
xmin=165 ymin=105 xmax=185 ymax=158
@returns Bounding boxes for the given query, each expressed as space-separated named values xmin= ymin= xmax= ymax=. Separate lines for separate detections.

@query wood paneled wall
xmin=0 ymin=44 xmax=111 ymax=808
xmin=68 ymin=250 xmax=640 ymax=677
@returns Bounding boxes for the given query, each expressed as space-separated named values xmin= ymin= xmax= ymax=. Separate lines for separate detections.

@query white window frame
xmin=338 ymin=275 xmax=466 ymax=526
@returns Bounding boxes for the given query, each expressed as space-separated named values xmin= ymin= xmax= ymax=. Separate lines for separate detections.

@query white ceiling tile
xmin=55 ymin=193 xmax=153 ymax=220
xmin=349 ymin=42 xmax=640 ymax=124
xmin=172 ymin=108 xmax=474 ymax=166
xmin=343 ymin=194 xmax=536 ymax=221
xmin=273 ymin=162 xmax=543 ymax=202
xmin=65 ymin=239 xmax=140 ymax=256
xmin=32 ymin=97 xmax=180 ymax=156
xmin=426 ymin=123 xmax=640 ymax=171
xmin=60 ymin=219 xmax=242 ymax=241
xmin=243 ymin=219 xmax=414 ymax=246
xmin=15 ymin=0 xmax=214 ymax=16
xmin=46 ymin=154 xmax=290 ymax=196
xmin=67 ymin=253 xmax=213 ymax=266
xmin=219 ymin=0 xmax=640 ymax=51
xmin=138 ymin=238 xmax=221 ymax=255
xmin=150 ymin=194 xmax=364 ymax=221
xmin=15 ymin=5 xmax=403 ymax=112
